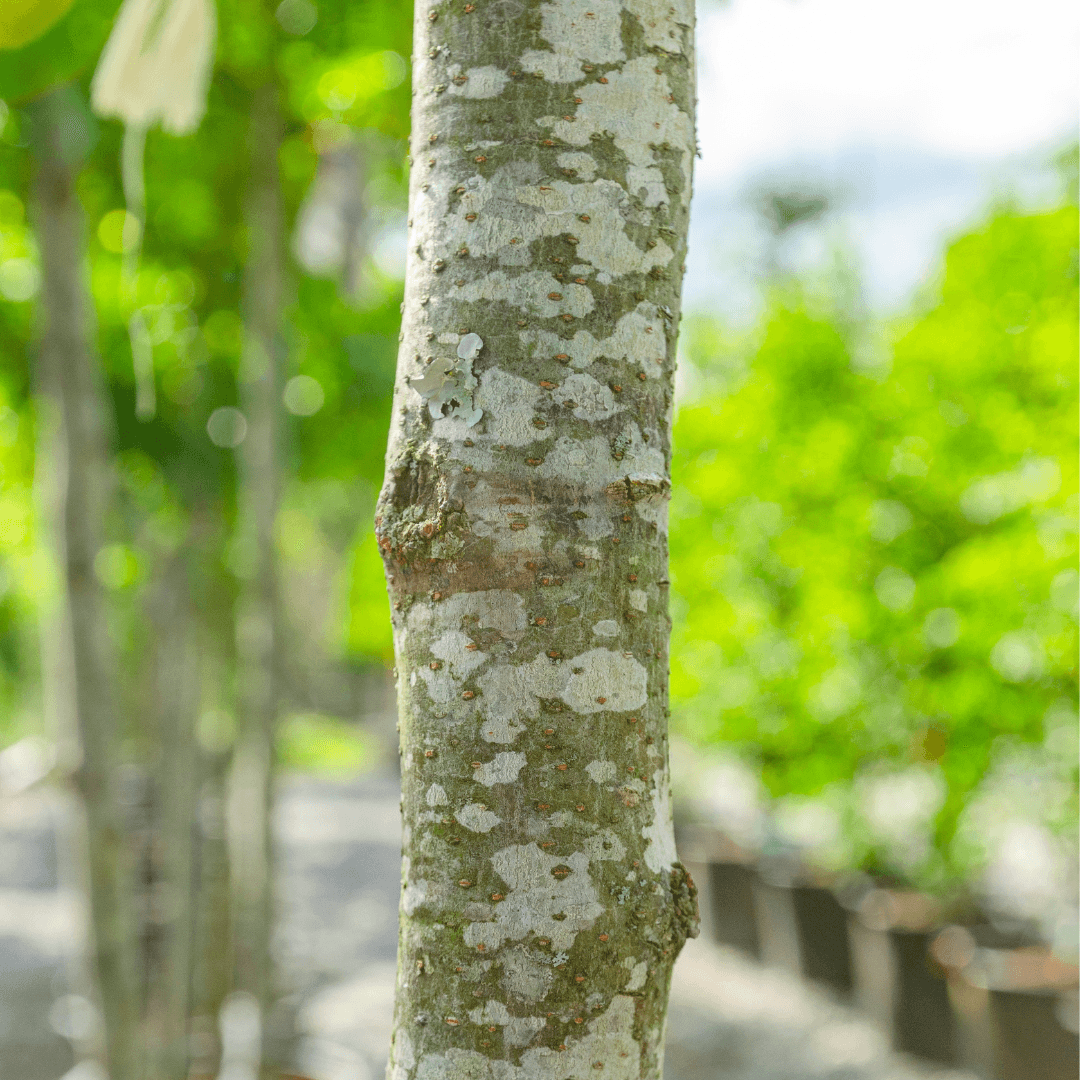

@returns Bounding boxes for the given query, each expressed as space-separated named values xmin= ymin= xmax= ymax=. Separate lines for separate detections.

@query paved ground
xmin=0 ymin=774 xmax=974 ymax=1080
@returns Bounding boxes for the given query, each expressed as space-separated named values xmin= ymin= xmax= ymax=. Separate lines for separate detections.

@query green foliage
xmin=0 ymin=0 xmax=411 ymax=764
xmin=277 ymin=711 xmax=371 ymax=776
xmin=671 ymin=201 xmax=1078 ymax=890
xmin=0 ymin=0 xmax=1072 ymax=887
xmin=0 ymin=0 xmax=120 ymax=104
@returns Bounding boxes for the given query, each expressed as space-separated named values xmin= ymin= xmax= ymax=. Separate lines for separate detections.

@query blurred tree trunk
xmin=229 ymin=78 xmax=285 ymax=1073
xmin=144 ymin=558 xmax=200 ymax=1080
xmin=190 ymin=624 xmax=236 ymax=1078
xmin=377 ymin=3 xmax=698 ymax=1079
xmin=29 ymin=85 xmax=141 ymax=1080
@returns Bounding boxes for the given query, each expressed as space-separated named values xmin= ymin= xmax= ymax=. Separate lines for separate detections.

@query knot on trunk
xmin=670 ymin=862 xmax=700 ymax=944
xmin=376 ymin=447 xmax=469 ymax=565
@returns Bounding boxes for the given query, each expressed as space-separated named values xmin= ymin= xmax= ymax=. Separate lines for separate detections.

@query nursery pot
xmin=934 ymin=929 xmax=1079 ymax=1080
xmin=848 ymin=888 xmax=956 ymax=1064
xmin=789 ymin=880 xmax=855 ymax=998
xmin=890 ymin=925 xmax=955 ymax=1063
xmin=712 ymin=859 xmax=763 ymax=959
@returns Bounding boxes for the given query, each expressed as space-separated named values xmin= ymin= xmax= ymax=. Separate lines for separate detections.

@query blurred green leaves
xmin=671 ymin=199 xmax=1078 ymax=888
xmin=277 ymin=711 xmax=370 ymax=776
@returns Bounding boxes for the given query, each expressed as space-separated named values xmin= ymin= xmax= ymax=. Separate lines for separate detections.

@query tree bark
xmin=30 ymin=86 xmax=141 ymax=1080
xmin=376 ymin=4 xmax=698 ymax=1079
xmin=229 ymin=77 xmax=285 ymax=1071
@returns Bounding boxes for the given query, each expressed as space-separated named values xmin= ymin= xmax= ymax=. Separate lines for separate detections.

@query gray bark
xmin=376 ymin=4 xmax=698 ymax=1080
xmin=229 ymin=78 xmax=285 ymax=1067
xmin=30 ymin=86 xmax=141 ymax=1080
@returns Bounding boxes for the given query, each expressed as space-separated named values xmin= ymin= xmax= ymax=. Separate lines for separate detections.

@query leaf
xmin=0 ymin=0 xmax=121 ymax=104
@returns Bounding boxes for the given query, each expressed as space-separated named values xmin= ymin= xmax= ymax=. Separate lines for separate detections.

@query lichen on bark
xmin=376 ymin=2 xmax=698 ymax=1078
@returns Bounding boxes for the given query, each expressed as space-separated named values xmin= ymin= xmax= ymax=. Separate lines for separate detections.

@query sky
xmin=684 ymin=0 xmax=1080 ymax=316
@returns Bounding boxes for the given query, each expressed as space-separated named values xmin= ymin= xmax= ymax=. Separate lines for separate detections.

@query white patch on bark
xmin=581 ymin=830 xmax=627 ymax=862
xmin=467 ymin=1000 xmax=546 ymax=1047
xmin=389 ymin=1028 xmax=415 ymax=1080
xmin=413 ymin=995 xmax=639 ymax=1080
xmin=439 ymin=170 xmax=671 ymax=279
xmin=556 ymin=150 xmax=597 ymax=180
xmin=464 ymin=845 xmax=601 ymax=952
xmin=432 ymin=630 xmax=489 ymax=677
xmin=409 ymin=591 xmax=529 ymax=642
xmin=479 ymin=717 xmax=527 ymax=744
xmin=519 ymin=0 xmax=624 ymax=85
xmin=634 ymin=497 xmax=668 ymax=535
xmin=515 ymin=180 xmax=674 ymax=277
xmin=426 ymin=784 xmax=449 ymax=807
xmin=474 ymin=368 xmax=547 ymax=447
xmin=592 ymin=620 xmax=619 ymax=638
xmin=519 ymin=305 xmax=665 ymax=371
xmin=552 ymin=56 xmax=694 ymax=209
xmin=533 ymin=430 xmax=666 ymax=490
xmin=474 ymin=752 xmax=527 ymax=787
xmin=478 ymin=648 xmax=644 ymax=725
xmin=558 ymin=372 xmax=620 ymax=422
xmin=464 ymin=833 xmax=627 ymax=955
xmin=460 ymin=270 xmax=594 ymax=318
xmin=417 ymin=664 xmax=457 ymax=705
xmin=585 ymin=759 xmax=617 ymax=783
xmin=626 ymin=164 xmax=670 ymax=208
xmin=562 ymin=649 xmax=647 ymax=714
xmin=626 ymin=0 xmax=694 ymax=54
xmin=403 ymin=877 xmax=429 ymax=915
xmin=456 ymin=803 xmax=503 ymax=833
xmin=628 ymin=589 xmax=648 ymax=612
xmin=642 ymin=768 xmax=679 ymax=874
xmin=479 ymin=653 xmax=564 ymax=728
xmin=501 ymin=947 xmax=554 ymax=1002
xmin=625 ymin=961 xmax=648 ymax=991
xmin=446 ymin=65 xmax=511 ymax=99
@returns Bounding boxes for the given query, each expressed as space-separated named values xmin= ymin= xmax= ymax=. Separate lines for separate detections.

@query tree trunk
xmin=229 ymin=78 xmax=285 ymax=1072
xmin=144 ymin=559 xmax=200 ymax=1080
xmin=376 ymin=4 xmax=698 ymax=1079
xmin=30 ymin=86 xmax=141 ymax=1080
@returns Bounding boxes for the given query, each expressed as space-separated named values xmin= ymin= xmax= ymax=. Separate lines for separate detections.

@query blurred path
xmin=0 ymin=775 xmax=974 ymax=1080
xmin=0 ymin=786 xmax=79 ymax=1078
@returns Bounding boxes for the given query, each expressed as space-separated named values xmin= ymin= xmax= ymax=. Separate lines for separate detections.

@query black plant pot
xmin=931 ymin=921 xmax=1080 ymax=1080
xmin=889 ymin=926 xmax=956 ymax=1064
xmin=847 ymin=889 xmax=957 ymax=1065
xmin=790 ymin=882 xmax=855 ymax=998
xmin=709 ymin=859 xmax=762 ymax=958
xmin=938 ymin=935 xmax=1080 ymax=1080
xmin=989 ymin=985 xmax=1079 ymax=1080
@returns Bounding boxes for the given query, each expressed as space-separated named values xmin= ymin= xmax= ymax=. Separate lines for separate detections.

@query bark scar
xmin=670 ymin=862 xmax=700 ymax=944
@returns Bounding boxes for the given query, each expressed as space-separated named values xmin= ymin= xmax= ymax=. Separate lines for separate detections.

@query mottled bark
xmin=30 ymin=86 xmax=141 ymax=1080
xmin=376 ymin=4 xmax=698 ymax=1080
xmin=229 ymin=78 xmax=285 ymax=1069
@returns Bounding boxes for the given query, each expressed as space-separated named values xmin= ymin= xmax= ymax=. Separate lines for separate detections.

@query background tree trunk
xmin=144 ymin=558 xmax=200 ymax=1080
xmin=30 ymin=85 xmax=141 ymax=1080
xmin=376 ymin=3 xmax=697 ymax=1078
xmin=229 ymin=78 xmax=285 ymax=1074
